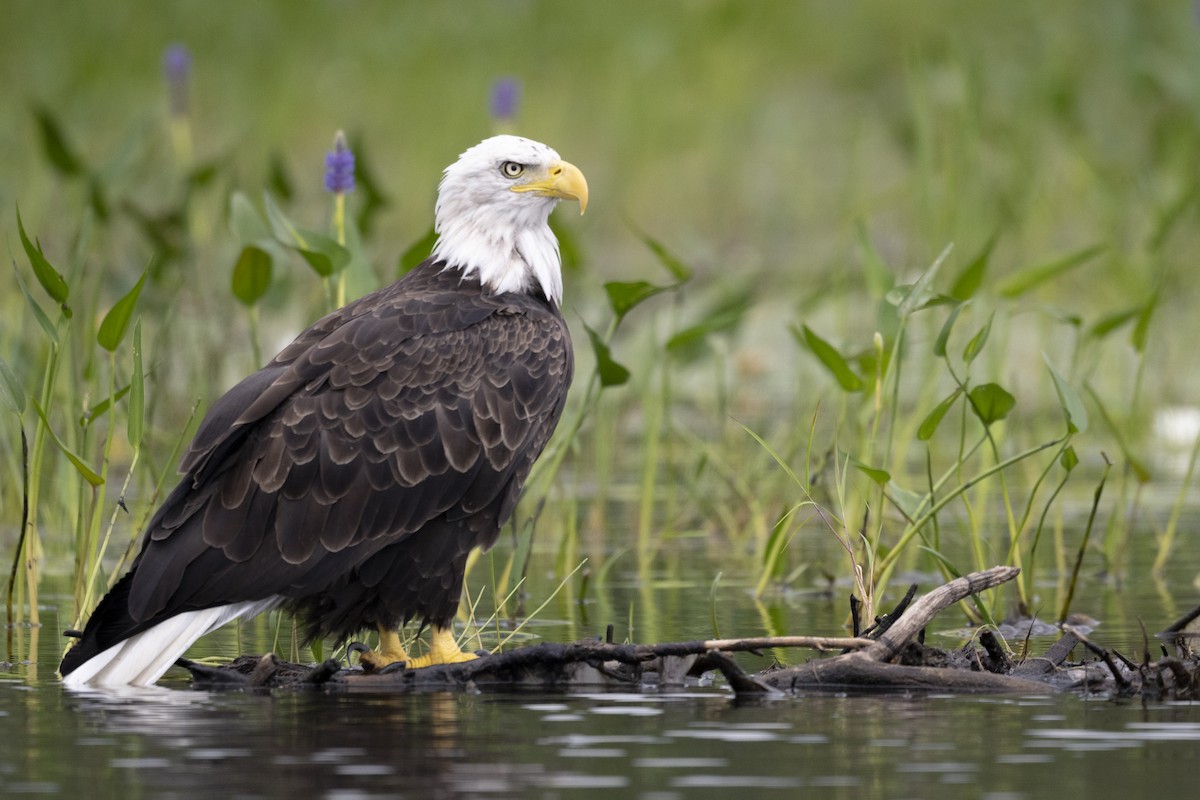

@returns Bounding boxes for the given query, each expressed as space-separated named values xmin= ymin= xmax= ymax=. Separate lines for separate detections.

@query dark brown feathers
xmin=65 ymin=258 xmax=572 ymax=668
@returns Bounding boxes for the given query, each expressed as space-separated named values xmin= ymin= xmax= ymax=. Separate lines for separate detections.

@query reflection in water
xmin=4 ymin=666 xmax=1200 ymax=797
xmin=5 ymin=543 xmax=1200 ymax=798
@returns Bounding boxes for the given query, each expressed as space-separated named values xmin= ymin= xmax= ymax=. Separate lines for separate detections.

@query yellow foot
xmin=403 ymin=626 xmax=478 ymax=669
xmin=356 ymin=628 xmax=410 ymax=671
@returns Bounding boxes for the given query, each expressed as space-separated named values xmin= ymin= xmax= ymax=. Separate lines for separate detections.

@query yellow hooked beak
xmin=511 ymin=159 xmax=589 ymax=215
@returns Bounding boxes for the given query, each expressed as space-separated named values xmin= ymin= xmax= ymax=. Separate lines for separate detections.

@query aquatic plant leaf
xmin=796 ymin=324 xmax=864 ymax=392
xmin=1060 ymin=446 xmax=1078 ymax=472
xmin=605 ymin=281 xmax=667 ymax=324
xmin=79 ymin=384 xmax=130 ymax=428
xmin=97 ymin=267 xmax=149 ymax=352
xmin=230 ymin=191 xmax=270 ymax=244
xmin=851 ymin=457 xmax=890 ymax=486
xmin=933 ymin=300 xmax=968 ymax=357
xmin=1043 ymin=357 xmax=1088 ymax=434
xmin=398 ymin=226 xmax=438 ymax=275
xmin=11 ymin=259 xmax=59 ymax=342
xmin=263 ymin=192 xmax=350 ymax=276
xmin=1088 ymin=306 xmax=1140 ymax=340
xmin=128 ymin=321 xmax=145 ymax=448
xmin=267 ymin=151 xmax=294 ymax=203
xmin=584 ymin=322 xmax=630 ymax=387
xmin=887 ymin=481 xmax=927 ymax=522
xmin=995 ymin=244 xmax=1103 ymax=298
xmin=16 ymin=207 xmax=70 ymax=313
xmin=0 ymin=354 xmax=25 ymax=414
xmin=918 ymin=388 xmax=962 ymax=441
xmin=30 ymin=397 xmax=104 ymax=487
xmin=962 ymin=312 xmax=994 ymax=365
xmin=231 ymin=245 xmax=273 ymax=306
xmin=634 ymin=229 xmax=692 ymax=283
xmin=666 ymin=288 xmax=752 ymax=360
xmin=895 ymin=243 xmax=952 ymax=319
xmin=950 ymin=234 xmax=996 ymax=301
xmin=968 ymin=382 xmax=1015 ymax=426
xmin=32 ymin=105 xmax=85 ymax=176
xmin=349 ymin=134 xmax=391 ymax=239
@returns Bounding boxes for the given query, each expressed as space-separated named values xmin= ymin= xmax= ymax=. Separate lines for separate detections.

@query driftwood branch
xmin=179 ymin=564 xmax=1199 ymax=701
xmin=758 ymin=565 xmax=1056 ymax=694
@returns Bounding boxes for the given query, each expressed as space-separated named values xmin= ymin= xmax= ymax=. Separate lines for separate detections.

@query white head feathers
xmin=431 ymin=135 xmax=588 ymax=306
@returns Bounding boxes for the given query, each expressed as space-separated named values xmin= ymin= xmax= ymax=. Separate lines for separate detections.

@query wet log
xmin=756 ymin=566 xmax=1055 ymax=695
xmin=178 ymin=565 xmax=1200 ymax=700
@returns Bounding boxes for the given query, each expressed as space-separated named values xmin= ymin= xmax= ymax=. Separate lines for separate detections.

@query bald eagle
xmin=60 ymin=135 xmax=587 ymax=687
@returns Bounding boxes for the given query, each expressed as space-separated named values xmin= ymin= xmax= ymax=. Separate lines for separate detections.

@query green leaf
xmin=666 ymin=289 xmax=753 ymax=361
xmin=97 ymin=267 xmax=149 ymax=352
xmin=11 ymin=259 xmax=59 ymax=341
xmin=962 ymin=312 xmax=995 ymax=365
xmin=634 ymin=229 xmax=693 ymax=282
xmin=996 ymin=244 xmax=1103 ymax=299
xmin=795 ymin=324 xmax=863 ymax=392
xmin=231 ymin=246 xmax=273 ymax=306
xmin=584 ymin=322 xmax=630 ymax=387
xmin=1131 ymin=291 xmax=1158 ymax=354
xmin=0 ymin=354 xmax=25 ymax=414
xmin=604 ymin=281 xmax=667 ymax=323
xmin=918 ymin=388 xmax=962 ymax=441
xmin=1088 ymin=306 xmax=1140 ymax=340
xmin=1060 ymin=446 xmax=1079 ymax=472
xmin=896 ymin=243 xmax=952 ymax=319
xmin=30 ymin=397 xmax=104 ymax=486
xmin=933 ymin=300 xmax=968 ymax=358
xmin=950 ymin=234 xmax=996 ymax=300
xmin=398 ymin=226 xmax=438 ymax=275
xmin=1043 ymin=356 xmax=1088 ymax=434
xmin=230 ymin=191 xmax=270 ymax=244
xmin=851 ymin=457 xmax=890 ymax=486
xmin=887 ymin=481 xmax=927 ymax=521
xmin=16 ymin=207 xmax=70 ymax=313
xmin=263 ymin=192 xmax=350 ymax=277
xmin=32 ymin=105 xmax=85 ymax=176
xmin=128 ymin=321 xmax=145 ymax=448
xmin=968 ymin=382 xmax=1016 ymax=426
xmin=267 ymin=151 xmax=295 ymax=202
xmin=80 ymin=384 xmax=130 ymax=428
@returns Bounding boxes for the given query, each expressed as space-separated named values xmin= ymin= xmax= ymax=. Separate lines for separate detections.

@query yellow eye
xmin=500 ymin=161 xmax=524 ymax=178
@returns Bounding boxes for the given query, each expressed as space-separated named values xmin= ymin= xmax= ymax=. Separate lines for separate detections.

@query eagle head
xmin=432 ymin=135 xmax=588 ymax=305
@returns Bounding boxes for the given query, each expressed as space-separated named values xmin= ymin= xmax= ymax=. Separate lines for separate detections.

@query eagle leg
xmin=355 ymin=627 xmax=412 ymax=671
xmin=402 ymin=626 xmax=478 ymax=669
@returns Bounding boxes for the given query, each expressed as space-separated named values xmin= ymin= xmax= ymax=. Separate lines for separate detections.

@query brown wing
xmin=124 ymin=262 xmax=572 ymax=626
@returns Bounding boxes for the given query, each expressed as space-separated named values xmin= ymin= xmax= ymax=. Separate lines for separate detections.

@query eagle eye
xmin=500 ymin=161 xmax=524 ymax=179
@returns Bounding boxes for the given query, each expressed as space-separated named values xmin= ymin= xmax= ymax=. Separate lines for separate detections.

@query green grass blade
xmin=795 ymin=324 xmax=864 ymax=392
xmin=996 ymin=244 xmax=1103 ymax=299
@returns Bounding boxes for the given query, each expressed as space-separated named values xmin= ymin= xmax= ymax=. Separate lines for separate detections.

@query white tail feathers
xmin=61 ymin=597 xmax=283 ymax=688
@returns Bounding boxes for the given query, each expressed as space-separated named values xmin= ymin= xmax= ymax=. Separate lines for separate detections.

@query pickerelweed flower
xmin=163 ymin=44 xmax=191 ymax=117
xmin=489 ymin=77 xmax=521 ymax=126
xmin=324 ymin=131 xmax=356 ymax=195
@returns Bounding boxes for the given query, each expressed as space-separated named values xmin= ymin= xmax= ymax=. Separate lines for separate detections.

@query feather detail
xmin=61 ymin=598 xmax=282 ymax=688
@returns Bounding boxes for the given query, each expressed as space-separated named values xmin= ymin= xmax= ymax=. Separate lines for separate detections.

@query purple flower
xmin=324 ymin=131 xmax=356 ymax=194
xmin=163 ymin=44 xmax=191 ymax=116
xmin=490 ymin=77 xmax=521 ymax=122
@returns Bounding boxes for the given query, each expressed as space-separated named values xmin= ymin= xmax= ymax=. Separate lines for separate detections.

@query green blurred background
xmin=4 ymin=0 xmax=1200 ymax=565
xmin=5 ymin=0 xmax=1199 ymax=308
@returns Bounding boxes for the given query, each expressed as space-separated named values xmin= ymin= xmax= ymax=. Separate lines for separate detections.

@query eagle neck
xmin=431 ymin=200 xmax=564 ymax=306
